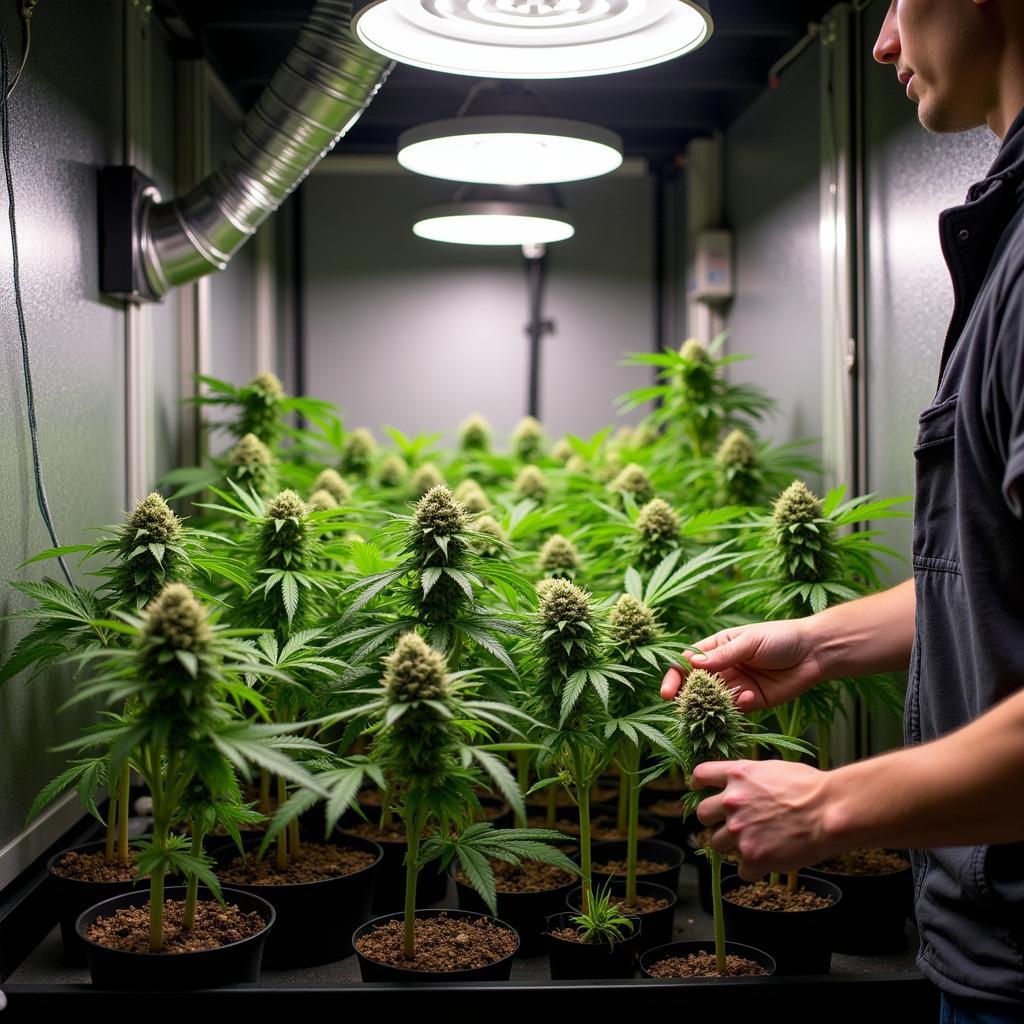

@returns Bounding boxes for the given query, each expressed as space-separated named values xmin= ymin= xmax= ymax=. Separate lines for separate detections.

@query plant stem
xmin=448 ymin=629 xmax=463 ymax=672
xmin=616 ymin=754 xmax=628 ymax=835
xmin=625 ymin=745 xmax=641 ymax=904
xmin=259 ymin=769 xmax=271 ymax=815
xmin=787 ymin=871 xmax=799 ymax=893
xmin=183 ymin=817 xmax=207 ymax=931
xmin=104 ymin=784 xmax=117 ymax=864
xmin=514 ymin=751 xmax=529 ymax=830
xmin=276 ymin=775 xmax=288 ymax=870
xmin=818 ymin=721 xmax=831 ymax=771
xmin=118 ymin=767 xmax=131 ymax=866
xmin=572 ymin=749 xmax=593 ymax=916
xmin=770 ymin=871 xmax=780 ymax=887
xmin=149 ymin=819 xmax=167 ymax=953
xmin=402 ymin=807 xmax=424 ymax=959
xmin=711 ymin=849 xmax=726 ymax=975
xmin=381 ymin=782 xmax=394 ymax=831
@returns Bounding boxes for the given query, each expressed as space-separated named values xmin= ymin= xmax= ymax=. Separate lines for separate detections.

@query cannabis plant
xmin=333 ymin=632 xmax=573 ymax=957
xmin=537 ymin=534 xmax=581 ymax=580
xmin=459 ymin=413 xmax=492 ymax=453
xmin=410 ymin=462 xmax=445 ymax=497
xmin=341 ymin=428 xmax=377 ymax=479
xmin=568 ymin=884 xmax=636 ymax=949
xmin=514 ymin=465 xmax=549 ymax=503
xmin=378 ymin=453 xmax=409 ymax=488
xmin=227 ymin=433 xmax=278 ymax=498
xmin=511 ymin=415 xmax=545 ymax=462
xmin=44 ymin=583 xmax=323 ymax=952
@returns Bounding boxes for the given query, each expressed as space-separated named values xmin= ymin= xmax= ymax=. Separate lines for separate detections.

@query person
xmin=660 ymin=0 xmax=1024 ymax=1017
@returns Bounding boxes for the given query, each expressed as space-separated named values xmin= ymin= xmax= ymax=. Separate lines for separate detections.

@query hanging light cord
xmin=1 ymin=15 xmax=73 ymax=587
xmin=2 ymin=1 xmax=33 ymax=107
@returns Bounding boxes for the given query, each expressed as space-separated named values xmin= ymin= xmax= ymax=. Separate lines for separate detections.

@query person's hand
xmin=660 ymin=619 xmax=827 ymax=711
xmin=691 ymin=759 xmax=836 ymax=880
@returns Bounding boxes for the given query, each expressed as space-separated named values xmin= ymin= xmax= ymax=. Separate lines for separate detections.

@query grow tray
xmin=0 ymin=820 xmax=938 ymax=1020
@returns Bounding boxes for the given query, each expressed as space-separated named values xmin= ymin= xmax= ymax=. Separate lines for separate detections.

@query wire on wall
xmin=1 ymin=12 xmax=73 ymax=587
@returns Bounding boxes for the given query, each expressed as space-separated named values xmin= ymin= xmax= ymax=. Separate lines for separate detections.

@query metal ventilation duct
xmin=103 ymin=0 xmax=393 ymax=302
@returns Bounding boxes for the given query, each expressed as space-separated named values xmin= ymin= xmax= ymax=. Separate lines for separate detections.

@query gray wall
xmin=723 ymin=42 xmax=823 ymax=461
xmin=301 ymin=166 xmax=654 ymax=443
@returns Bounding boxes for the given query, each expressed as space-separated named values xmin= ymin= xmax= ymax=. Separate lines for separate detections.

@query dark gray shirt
xmin=908 ymin=107 xmax=1024 ymax=1004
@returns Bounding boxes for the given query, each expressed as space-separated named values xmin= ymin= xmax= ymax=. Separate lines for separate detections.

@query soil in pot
xmin=341 ymin=822 xmax=447 ymax=911
xmin=454 ymin=859 xmax=577 ymax=957
xmin=591 ymin=839 xmax=683 ymax=894
xmin=806 ymin=848 xmax=912 ymax=954
xmin=545 ymin=911 xmax=639 ymax=980
xmin=720 ymin=874 xmax=842 ymax=975
xmin=644 ymin=949 xmax=771 ymax=978
xmin=76 ymin=885 xmax=274 ymax=989
xmin=48 ymin=840 xmax=143 ymax=965
xmin=527 ymin=813 xmax=660 ymax=842
xmin=594 ymin=857 xmax=671 ymax=875
xmin=214 ymin=834 xmax=382 ymax=966
xmin=353 ymin=909 xmax=519 ymax=981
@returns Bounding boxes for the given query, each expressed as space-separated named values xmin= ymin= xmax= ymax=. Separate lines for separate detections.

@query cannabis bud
xmin=472 ymin=515 xmax=507 ymax=556
xmin=716 ymin=429 xmax=756 ymax=468
xmin=636 ymin=498 xmax=679 ymax=546
xmin=454 ymin=479 xmax=491 ymax=513
xmin=411 ymin=462 xmax=446 ymax=497
xmin=609 ymin=594 xmax=658 ymax=648
xmin=538 ymin=579 xmax=592 ymax=630
xmin=595 ymin=452 xmax=623 ymax=484
xmin=679 ymin=339 xmax=710 ymax=364
xmin=313 ymin=468 xmax=351 ymax=505
xmin=565 ymin=455 xmax=587 ymax=474
xmin=307 ymin=489 xmax=338 ymax=512
xmin=459 ymin=414 xmax=492 ymax=453
xmin=512 ymin=415 xmax=545 ymax=461
xmin=674 ymin=668 xmax=748 ymax=771
xmin=237 ymin=372 xmax=286 ymax=445
xmin=414 ymin=485 xmax=466 ymax=539
xmin=228 ymin=433 xmax=277 ymax=495
xmin=378 ymin=453 xmax=409 ymax=488
xmin=610 ymin=463 xmax=655 ymax=504
xmin=537 ymin=534 xmax=580 ymax=578
xmin=266 ymin=489 xmax=308 ymax=523
xmin=382 ymin=632 xmax=449 ymax=703
xmin=772 ymin=480 xmax=835 ymax=584
xmin=127 ymin=493 xmax=182 ymax=545
xmin=142 ymin=583 xmax=212 ymax=654
xmin=341 ymin=428 xmax=376 ymax=477
xmin=632 ymin=423 xmax=660 ymax=448
xmin=514 ymin=465 xmax=548 ymax=502
xmin=610 ymin=425 xmax=635 ymax=450
xmin=551 ymin=438 xmax=575 ymax=464
xmin=250 ymin=371 xmax=284 ymax=401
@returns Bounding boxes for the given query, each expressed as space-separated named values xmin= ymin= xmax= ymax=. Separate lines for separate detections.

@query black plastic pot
xmin=639 ymin=939 xmax=776 ymax=979
xmin=212 ymin=832 xmax=382 ymax=967
xmin=47 ymin=840 xmax=142 ymax=966
xmin=477 ymin=795 xmax=513 ymax=829
xmin=565 ymin=880 xmax=677 ymax=951
xmin=720 ymin=874 xmax=842 ymax=975
xmin=590 ymin=839 xmax=683 ymax=894
xmin=688 ymin=830 xmax=739 ymax=912
xmin=642 ymin=803 xmax=687 ymax=850
xmin=75 ymin=885 xmax=274 ymax=989
xmin=340 ymin=826 xmax=448 ymax=912
xmin=589 ymin=804 xmax=667 ymax=842
xmin=805 ymin=854 xmax=912 ymax=954
xmin=453 ymin=864 xmax=577 ymax=957
xmin=353 ymin=908 xmax=519 ymax=982
xmin=544 ymin=911 xmax=640 ymax=979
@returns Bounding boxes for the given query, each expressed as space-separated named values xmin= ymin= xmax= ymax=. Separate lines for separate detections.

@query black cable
xmin=1 ymin=4 xmax=30 ymax=107
xmin=0 ymin=18 xmax=73 ymax=587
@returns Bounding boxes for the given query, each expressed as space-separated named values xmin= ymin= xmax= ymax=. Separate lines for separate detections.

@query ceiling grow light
xmin=352 ymin=0 xmax=713 ymax=80
xmin=413 ymin=184 xmax=575 ymax=246
xmin=398 ymin=83 xmax=623 ymax=185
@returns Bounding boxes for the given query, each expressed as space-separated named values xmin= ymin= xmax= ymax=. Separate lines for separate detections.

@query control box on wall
xmin=688 ymin=228 xmax=733 ymax=303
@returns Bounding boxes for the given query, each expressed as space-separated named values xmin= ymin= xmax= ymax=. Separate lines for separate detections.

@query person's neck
xmin=987 ymin=45 xmax=1024 ymax=139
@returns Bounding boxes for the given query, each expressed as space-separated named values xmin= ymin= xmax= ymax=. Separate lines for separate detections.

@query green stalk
xmin=448 ymin=630 xmax=463 ymax=672
xmin=711 ymin=850 xmax=726 ymax=975
xmin=769 ymin=871 xmax=780 ymax=887
xmin=276 ymin=775 xmax=288 ymax=871
xmin=515 ymin=751 xmax=530 ymax=829
xmin=572 ymin=749 xmax=593 ymax=915
xmin=380 ymin=782 xmax=394 ymax=831
xmin=616 ymin=752 xmax=629 ymax=834
xmin=818 ymin=721 xmax=831 ymax=771
xmin=259 ymin=769 xmax=271 ymax=815
xmin=149 ymin=818 xmax=167 ymax=953
xmin=104 ymin=784 xmax=117 ymax=863
xmin=625 ymin=745 xmax=641 ymax=904
xmin=117 ymin=767 xmax=131 ymax=866
xmin=183 ymin=817 xmax=207 ymax=931
xmin=402 ymin=807 xmax=425 ymax=959
xmin=787 ymin=871 xmax=799 ymax=893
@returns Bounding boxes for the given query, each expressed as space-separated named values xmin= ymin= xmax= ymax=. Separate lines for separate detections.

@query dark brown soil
xmin=609 ymin=894 xmax=671 ymax=915
xmin=725 ymin=881 xmax=833 ymax=912
xmin=814 ymin=848 xmax=910 ymax=875
xmin=647 ymin=799 xmax=685 ymax=818
xmin=84 ymin=899 xmax=265 ymax=954
xmin=356 ymin=914 xmax=517 ymax=972
xmin=524 ymin=815 xmax=656 ymax=841
xmin=358 ymin=789 xmax=387 ymax=807
xmin=593 ymin=858 xmax=671 ymax=877
xmin=456 ymin=858 xmax=575 ymax=893
xmin=343 ymin=821 xmax=431 ymax=844
xmin=692 ymin=828 xmax=741 ymax=865
xmin=647 ymin=952 xmax=769 ymax=978
xmin=527 ymin=815 xmax=579 ymax=836
xmin=51 ymin=849 xmax=137 ymax=884
xmin=218 ymin=842 xmax=375 ymax=885
xmin=526 ymin=790 xmax=575 ymax=809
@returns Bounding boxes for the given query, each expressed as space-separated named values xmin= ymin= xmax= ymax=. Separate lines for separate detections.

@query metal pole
xmin=522 ymin=243 xmax=554 ymax=419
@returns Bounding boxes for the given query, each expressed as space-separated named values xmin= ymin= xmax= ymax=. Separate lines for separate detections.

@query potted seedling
xmin=545 ymin=884 xmax=640 ymax=979
xmin=46 ymin=583 xmax=326 ymax=988
xmin=343 ymin=632 xmax=573 ymax=981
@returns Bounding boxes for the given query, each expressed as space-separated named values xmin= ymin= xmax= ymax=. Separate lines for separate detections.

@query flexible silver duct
xmin=140 ymin=0 xmax=392 ymax=298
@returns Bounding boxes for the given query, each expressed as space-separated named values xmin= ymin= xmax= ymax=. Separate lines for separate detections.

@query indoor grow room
xmin=0 ymin=0 xmax=1016 ymax=1018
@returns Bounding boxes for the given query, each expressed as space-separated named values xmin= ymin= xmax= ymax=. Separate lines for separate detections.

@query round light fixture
xmin=413 ymin=185 xmax=575 ymax=246
xmin=352 ymin=0 xmax=713 ymax=80
xmin=398 ymin=115 xmax=623 ymax=185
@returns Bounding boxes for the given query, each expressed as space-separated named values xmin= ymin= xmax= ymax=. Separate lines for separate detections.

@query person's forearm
xmin=820 ymin=687 xmax=1024 ymax=850
xmin=808 ymin=577 xmax=916 ymax=679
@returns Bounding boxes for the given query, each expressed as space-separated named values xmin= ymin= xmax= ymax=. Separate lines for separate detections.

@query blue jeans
xmin=941 ymin=994 xmax=1024 ymax=1024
